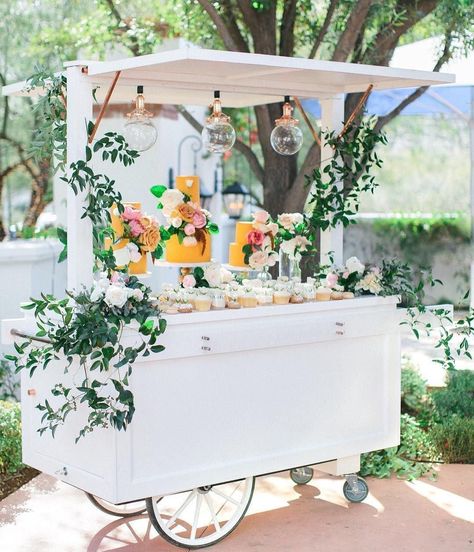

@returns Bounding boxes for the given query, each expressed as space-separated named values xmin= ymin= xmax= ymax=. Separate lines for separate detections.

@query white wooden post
xmin=66 ymin=66 xmax=94 ymax=290
xmin=319 ymin=94 xmax=345 ymax=266
xmin=470 ymin=87 xmax=474 ymax=310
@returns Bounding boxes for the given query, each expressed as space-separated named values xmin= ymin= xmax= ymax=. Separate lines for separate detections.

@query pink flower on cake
xmin=182 ymin=274 xmax=196 ymax=288
xmin=247 ymin=229 xmax=265 ymax=247
xmin=184 ymin=223 xmax=196 ymax=236
xmin=253 ymin=210 xmax=269 ymax=224
xmin=192 ymin=210 xmax=207 ymax=229
xmin=122 ymin=205 xmax=142 ymax=221
xmin=129 ymin=219 xmax=145 ymax=237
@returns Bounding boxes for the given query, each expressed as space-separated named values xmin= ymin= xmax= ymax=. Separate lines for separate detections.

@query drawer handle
xmin=55 ymin=466 xmax=68 ymax=477
xmin=201 ymin=336 xmax=210 ymax=341
xmin=201 ymin=346 xmax=211 ymax=351
xmin=336 ymin=330 xmax=345 ymax=335
xmin=27 ymin=388 xmax=36 ymax=396
xmin=335 ymin=322 xmax=344 ymax=327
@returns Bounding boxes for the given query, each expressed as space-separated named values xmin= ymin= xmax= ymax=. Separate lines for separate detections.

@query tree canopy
xmin=0 ymin=0 xmax=473 ymax=235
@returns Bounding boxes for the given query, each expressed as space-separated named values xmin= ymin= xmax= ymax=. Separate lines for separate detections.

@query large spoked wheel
xmin=290 ymin=467 xmax=314 ymax=485
xmin=147 ymin=477 xmax=255 ymax=549
xmin=86 ymin=493 xmax=147 ymax=517
xmin=343 ymin=476 xmax=369 ymax=503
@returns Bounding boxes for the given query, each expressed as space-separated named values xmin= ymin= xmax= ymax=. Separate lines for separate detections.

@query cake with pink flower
xmin=228 ymin=210 xmax=278 ymax=269
xmin=150 ymin=176 xmax=219 ymax=263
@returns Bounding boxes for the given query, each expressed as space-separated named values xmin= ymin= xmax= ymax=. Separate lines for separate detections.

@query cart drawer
xmin=155 ymin=305 xmax=397 ymax=359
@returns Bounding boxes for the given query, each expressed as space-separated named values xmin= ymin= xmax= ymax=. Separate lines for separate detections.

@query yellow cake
xmin=228 ymin=221 xmax=254 ymax=267
xmin=165 ymin=175 xmax=212 ymax=263
xmin=109 ymin=202 xmax=147 ymax=275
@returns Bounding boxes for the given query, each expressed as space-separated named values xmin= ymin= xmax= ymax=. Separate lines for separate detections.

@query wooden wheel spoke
xmin=190 ymin=493 xmax=203 ymax=541
xmin=166 ymin=489 xmax=197 ymax=529
xmin=204 ymin=492 xmax=221 ymax=532
xmin=211 ymin=487 xmax=240 ymax=506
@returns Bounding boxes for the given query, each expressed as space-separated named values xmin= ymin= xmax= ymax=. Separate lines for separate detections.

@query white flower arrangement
xmin=276 ymin=212 xmax=313 ymax=260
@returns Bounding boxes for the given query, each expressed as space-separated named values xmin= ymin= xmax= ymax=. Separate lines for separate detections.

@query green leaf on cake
xmin=150 ymin=185 xmax=167 ymax=199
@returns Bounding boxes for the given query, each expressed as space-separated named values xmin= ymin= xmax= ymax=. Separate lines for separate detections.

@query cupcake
xmin=178 ymin=302 xmax=193 ymax=313
xmin=194 ymin=292 xmax=212 ymax=312
xmin=315 ymin=286 xmax=332 ymax=301
xmin=290 ymin=294 xmax=304 ymax=304
xmin=342 ymin=291 xmax=355 ymax=300
xmin=273 ymin=290 xmax=291 ymax=305
xmin=331 ymin=291 xmax=343 ymax=300
xmin=241 ymin=288 xmax=258 ymax=308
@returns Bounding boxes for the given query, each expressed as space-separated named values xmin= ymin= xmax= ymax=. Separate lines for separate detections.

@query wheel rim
xmin=92 ymin=495 xmax=146 ymax=516
xmin=149 ymin=477 xmax=254 ymax=547
xmin=344 ymin=480 xmax=368 ymax=502
xmin=290 ymin=467 xmax=313 ymax=484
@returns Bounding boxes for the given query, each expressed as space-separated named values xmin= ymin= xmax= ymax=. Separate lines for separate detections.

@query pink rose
xmin=122 ymin=205 xmax=142 ymax=221
xmin=247 ymin=229 xmax=265 ymax=247
xmin=182 ymin=274 xmax=196 ymax=288
xmin=253 ymin=210 xmax=269 ymax=224
xmin=184 ymin=223 xmax=196 ymax=236
xmin=129 ymin=219 xmax=145 ymax=237
xmin=325 ymin=272 xmax=338 ymax=287
xmin=192 ymin=210 xmax=207 ymax=229
xmin=343 ymin=271 xmax=349 ymax=279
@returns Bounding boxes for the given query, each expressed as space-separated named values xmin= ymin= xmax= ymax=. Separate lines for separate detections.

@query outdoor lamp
xmin=270 ymin=95 xmax=303 ymax=155
xmin=199 ymin=185 xmax=214 ymax=210
xmin=222 ymin=181 xmax=249 ymax=219
xmin=124 ymin=85 xmax=158 ymax=152
xmin=201 ymin=91 xmax=236 ymax=153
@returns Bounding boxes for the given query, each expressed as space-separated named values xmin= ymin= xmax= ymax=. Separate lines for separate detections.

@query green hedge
xmin=0 ymin=401 xmax=23 ymax=475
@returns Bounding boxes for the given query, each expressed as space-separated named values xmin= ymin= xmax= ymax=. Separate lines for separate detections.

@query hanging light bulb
xmin=124 ymin=85 xmax=157 ymax=152
xmin=201 ymin=91 xmax=236 ymax=153
xmin=270 ymin=96 xmax=303 ymax=156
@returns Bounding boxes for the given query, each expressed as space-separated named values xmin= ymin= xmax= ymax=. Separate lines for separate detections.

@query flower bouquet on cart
xmin=109 ymin=203 xmax=161 ymax=274
xmin=320 ymin=256 xmax=383 ymax=295
xmin=275 ymin=212 xmax=315 ymax=279
xmin=242 ymin=210 xmax=278 ymax=273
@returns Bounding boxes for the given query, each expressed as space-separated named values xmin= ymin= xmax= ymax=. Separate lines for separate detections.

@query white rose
xmin=204 ymin=263 xmax=221 ymax=287
xmin=127 ymin=242 xmax=142 ymax=263
xmin=277 ymin=213 xmax=294 ymax=230
xmin=220 ymin=267 xmax=233 ymax=284
xmin=161 ymin=189 xmax=184 ymax=210
xmin=131 ymin=288 xmax=144 ymax=302
xmin=105 ymin=284 xmax=129 ymax=308
xmin=248 ymin=250 xmax=268 ymax=270
xmin=90 ymin=286 xmax=104 ymax=303
xmin=280 ymin=237 xmax=296 ymax=256
xmin=171 ymin=217 xmax=183 ymax=228
xmin=267 ymin=252 xmax=278 ymax=267
xmin=345 ymin=256 xmax=365 ymax=274
xmin=183 ymin=236 xmax=197 ymax=247
xmin=292 ymin=213 xmax=304 ymax=226
xmin=97 ymin=277 xmax=110 ymax=290
xmin=267 ymin=222 xmax=278 ymax=236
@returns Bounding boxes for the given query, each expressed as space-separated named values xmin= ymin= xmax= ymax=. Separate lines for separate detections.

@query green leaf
xmin=150 ymin=185 xmax=167 ymax=199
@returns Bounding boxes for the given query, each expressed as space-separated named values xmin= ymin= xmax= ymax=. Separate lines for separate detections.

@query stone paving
xmin=0 ymin=465 xmax=472 ymax=552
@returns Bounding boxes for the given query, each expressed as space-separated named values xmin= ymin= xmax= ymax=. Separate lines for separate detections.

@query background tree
xmin=1 ymin=0 xmax=473 ymax=234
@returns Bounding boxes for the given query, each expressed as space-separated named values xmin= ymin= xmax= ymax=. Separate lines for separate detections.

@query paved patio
xmin=0 ymin=465 xmax=472 ymax=551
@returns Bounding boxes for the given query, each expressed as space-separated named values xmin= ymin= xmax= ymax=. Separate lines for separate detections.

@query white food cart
xmin=1 ymin=48 xmax=453 ymax=549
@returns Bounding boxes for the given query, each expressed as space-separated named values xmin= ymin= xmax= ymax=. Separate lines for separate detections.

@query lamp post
xmin=222 ymin=181 xmax=249 ymax=219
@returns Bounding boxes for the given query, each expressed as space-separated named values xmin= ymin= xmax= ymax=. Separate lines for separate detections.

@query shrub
xmin=0 ymin=401 xmax=23 ymax=474
xmin=360 ymin=414 xmax=439 ymax=480
xmin=433 ymin=370 xmax=474 ymax=419
xmin=0 ymin=360 xmax=19 ymax=402
xmin=401 ymin=360 xmax=434 ymax=426
xmin=431 ymin=416 xmax=474 ymax=464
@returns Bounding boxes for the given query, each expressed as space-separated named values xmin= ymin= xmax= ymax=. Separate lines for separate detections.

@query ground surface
xmin=0 ymin=465 xmax=472 ymax=552
xmin=0 ymin=467 xmax=39 ymax=502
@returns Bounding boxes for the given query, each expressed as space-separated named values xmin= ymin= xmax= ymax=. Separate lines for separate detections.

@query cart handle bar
xmin=10 ymin=328 xmax=52 ymax=345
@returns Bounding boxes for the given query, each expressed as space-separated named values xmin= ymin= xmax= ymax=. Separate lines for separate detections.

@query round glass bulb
xmin=123 ymin=116 xmax=157 ymax=152
xmin=202 ymin=122 xmax=236 ymax=153
xmin=270 ymin=123 xmax=303 ymax=155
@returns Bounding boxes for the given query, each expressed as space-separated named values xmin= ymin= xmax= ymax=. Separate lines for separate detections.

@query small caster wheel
xmin=343 ymin=476 xmax=369 ymax=503
xmin=290 ymin=467 xmax=314 ymax=485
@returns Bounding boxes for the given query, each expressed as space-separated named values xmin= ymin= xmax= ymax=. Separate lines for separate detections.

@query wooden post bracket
xmin=294 ymin=96 xmax=321 ymax=147
xmin=87 ymin=70 xmax=121 ymax=144
xmin=338 ymin=84 xmax=373 ymax=140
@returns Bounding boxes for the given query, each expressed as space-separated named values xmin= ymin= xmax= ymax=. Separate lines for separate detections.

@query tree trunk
xmin=23 ymin=158 xmax=51 ymax=228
